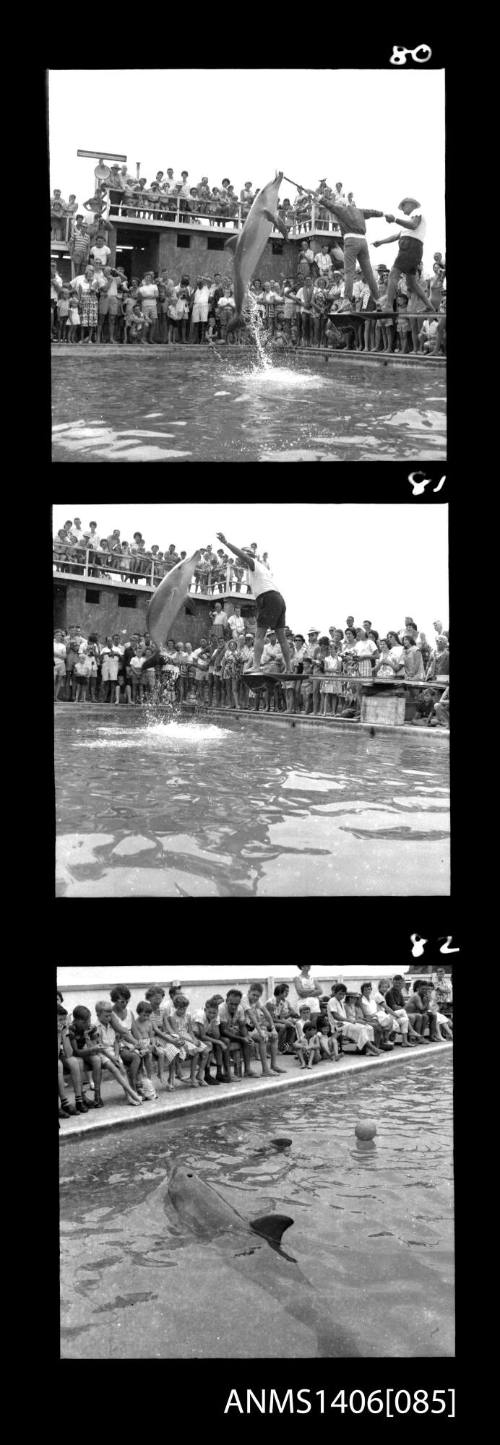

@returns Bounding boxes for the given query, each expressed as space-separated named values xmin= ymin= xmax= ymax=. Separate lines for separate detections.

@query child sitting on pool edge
xmin=293 ymin=1006 xmax=321 ymax=1069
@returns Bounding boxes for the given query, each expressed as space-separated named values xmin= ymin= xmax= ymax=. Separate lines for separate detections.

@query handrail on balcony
xmin=53 ymin=549 xmax=253 ymax=595
xmin=52 ymin=198 xmax=341 ymax=253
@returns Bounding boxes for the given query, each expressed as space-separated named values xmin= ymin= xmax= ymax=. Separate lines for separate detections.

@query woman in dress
xmin=292 ymin=965 xmax=324 ymax=1020
xmin=327 ymin=984 xmax=380 ymax=1057
xmin=76 ymin=264 xmax=99 ymax=344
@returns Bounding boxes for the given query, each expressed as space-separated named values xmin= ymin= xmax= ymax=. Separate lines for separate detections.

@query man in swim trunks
xmin=216 ymin=532 xmax=292 ymax=673
xmin=373 ymin=198 xmax=436 ymax=312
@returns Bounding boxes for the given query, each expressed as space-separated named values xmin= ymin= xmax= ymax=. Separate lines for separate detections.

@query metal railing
xmin=53 ymin=549 xmax=253 ymax=595
xmin=51 ymin=198 xmax=342 ymax=246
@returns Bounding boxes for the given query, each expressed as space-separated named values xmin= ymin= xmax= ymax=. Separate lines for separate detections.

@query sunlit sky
xmin=52 ymin=503 xmax=448 ymax=641
xmin=48 ymin=69 xmax=445 ymax=264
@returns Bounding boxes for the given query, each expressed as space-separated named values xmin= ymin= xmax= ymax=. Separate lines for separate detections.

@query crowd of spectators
xmin=58 ymin=968 xmax=452 ymax=1120
xmin=51 ymin=172 xmax=356 ymax=239
xmin=53 ymin=520 xmax=265 ymax=590
xmin=54 ymin=584 xmax=450 ymax=725
xmin=51 ymin=254 xmax=446 ymax=353
xmin=51 ymin=160 xmax=445 ymax=356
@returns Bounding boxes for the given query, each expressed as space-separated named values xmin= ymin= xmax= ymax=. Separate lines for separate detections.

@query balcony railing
xmin=51 ymin=198 xmax=341 ymax=248
xmin=53 ymin=548 xmax=254 ymax=596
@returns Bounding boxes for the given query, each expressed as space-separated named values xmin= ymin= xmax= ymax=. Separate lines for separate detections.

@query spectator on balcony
xmin=51 ymin=188 xmax=67 ymax=239
xmin=185 ymin=187 xmax=200 ymax=222
xmin=65 ymin=193 xmax=78 ymax=226
xmin=81 ymin=520 xmax=99 ymax=574
xmin=69 ymin=216 xmax=91 ymax=279
xmin=240 ymin=181 xmax=255 ymax=217
xmin=83 ymin=185 xmax=110 ymax=235
xmin=164 ymin=544 xmax=180 ymax=571
xmin=197 ymin=177 xmax=212 ymax=218
xmin=107 ymin=164 xmax=124 ymax=207
xmin=225 ymin=185 xmax=239 ymax=223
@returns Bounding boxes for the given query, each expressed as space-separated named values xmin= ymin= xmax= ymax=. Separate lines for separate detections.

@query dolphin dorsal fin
xmin=224 ymin=234 xmax=238 ymax=252
xmin=250 ymin=1214 xmax=294 ymax=1243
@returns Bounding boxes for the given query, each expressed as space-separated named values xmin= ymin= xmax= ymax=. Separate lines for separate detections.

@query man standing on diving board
xmin=216 ymin=533 xmax=292 ymax=674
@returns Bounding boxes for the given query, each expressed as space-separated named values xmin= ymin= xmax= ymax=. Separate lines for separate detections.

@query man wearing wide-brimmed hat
xmin=373 ymin=197 xmax=436 ymax=312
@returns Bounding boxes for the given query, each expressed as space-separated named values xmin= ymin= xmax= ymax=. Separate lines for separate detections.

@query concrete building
xmin=51 ymin=197 xmax=343 ymax=286
xmin=53 ymin=558 xmax=256 ymax=645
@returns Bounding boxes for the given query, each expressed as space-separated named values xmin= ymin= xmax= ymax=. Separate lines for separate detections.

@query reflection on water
xmin=55 ymin=713 xmax=449 ymax=896
xmin=60 ymin=1054 xmax=454 ymax=1358
xmin=52 ymin=355 xmax=446 ymax=462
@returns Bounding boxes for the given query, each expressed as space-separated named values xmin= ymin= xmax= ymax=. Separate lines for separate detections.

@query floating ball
xmin=355 ymin=1120 xmax=377 ymax=1142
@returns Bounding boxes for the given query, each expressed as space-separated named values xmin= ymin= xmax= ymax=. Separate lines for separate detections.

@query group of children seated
xmin=58 ymin=973 xmax=452 ymax=1121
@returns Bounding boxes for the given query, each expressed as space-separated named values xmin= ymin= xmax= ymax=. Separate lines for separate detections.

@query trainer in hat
xmin=308 ymin=627 xmax=319 ymax=635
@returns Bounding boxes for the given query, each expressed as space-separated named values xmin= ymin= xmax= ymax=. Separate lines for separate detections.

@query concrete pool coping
xmin=51 ymin=344 xmax=445 ymax=370
xmin=54 ymin=701 xmax=449 ymax=741
xmin=59 ymin=1041 xmax=451 ymax=1144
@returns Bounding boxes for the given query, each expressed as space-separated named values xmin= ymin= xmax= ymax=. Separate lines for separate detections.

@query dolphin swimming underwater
xmin=224 ymin=173 xmax=287 ymax=326
xmin=166 ymin=1164 xmax=360 ymax=1357
xmin=147 ymin=551 xmax=202 ymax=648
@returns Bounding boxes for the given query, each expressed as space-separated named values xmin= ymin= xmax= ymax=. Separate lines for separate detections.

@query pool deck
xmin=51 ymin=343 xmax=445 ymax=370
xmin=54 ymin=700 xmax=449 ymax=740
xmin=59 ymin=1040 xmax=451 ymax=1143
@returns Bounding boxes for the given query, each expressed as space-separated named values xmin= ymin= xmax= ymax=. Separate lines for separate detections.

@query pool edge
xmin=59 ymin=1043 xmax=451 ymax=1144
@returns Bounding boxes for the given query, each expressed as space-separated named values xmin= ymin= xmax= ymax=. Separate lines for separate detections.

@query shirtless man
xmin=301 ymin=188 xmax=384 ymax=305
xmin=216 ymin=532 xmax=292 ymax=673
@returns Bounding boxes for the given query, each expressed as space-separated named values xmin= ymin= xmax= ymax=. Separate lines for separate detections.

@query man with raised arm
xmin=216 ymin=532 xmax=292 ymax=674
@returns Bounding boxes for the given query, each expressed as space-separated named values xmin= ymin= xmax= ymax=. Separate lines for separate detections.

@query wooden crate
xmin=361 ymin=693 xmax=406 ymax=726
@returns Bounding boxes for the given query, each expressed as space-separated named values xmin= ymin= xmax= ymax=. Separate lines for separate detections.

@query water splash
xmin=246 ymin=292 xmax=273 ymax=371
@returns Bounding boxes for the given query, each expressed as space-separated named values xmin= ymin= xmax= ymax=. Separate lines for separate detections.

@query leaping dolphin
xmin=166 ymin=1164 xmax=360 ymax=1356
xmin=224 ymin=173 xmax=287 ymax=326
xmin=146 ymin=550 xmax=202 ymax=649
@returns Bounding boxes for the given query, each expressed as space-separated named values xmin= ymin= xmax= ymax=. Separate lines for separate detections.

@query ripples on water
xmin=60 ymin=1053 xmax=454 ymax=1358
xmin=55 ymin=713 xmax=450 ymax=896
xmin=52 ymin=354 xmax=446 ymax=461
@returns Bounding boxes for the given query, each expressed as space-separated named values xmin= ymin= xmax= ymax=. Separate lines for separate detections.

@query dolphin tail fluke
xmin=250 ymin=1214 xmax=294 ymax=1245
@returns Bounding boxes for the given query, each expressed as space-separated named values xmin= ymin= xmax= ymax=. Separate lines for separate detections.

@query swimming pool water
xmin=59 ymin=1052 xmax=454 ymax=1358
xmin=52 ymin=354 xmax=446 ymax=462
xmin=55 ymin=713 xmax=450 ymax=896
